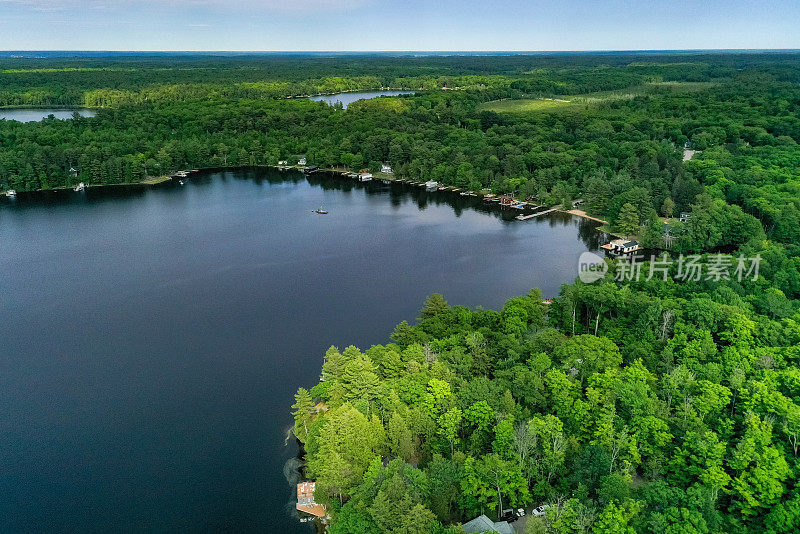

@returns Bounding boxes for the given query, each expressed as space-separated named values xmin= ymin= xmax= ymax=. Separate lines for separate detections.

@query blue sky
xmin=1 ymin=0 xmax=798 ymax=51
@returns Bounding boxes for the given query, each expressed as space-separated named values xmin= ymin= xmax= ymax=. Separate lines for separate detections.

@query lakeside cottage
xmin=358 ymin=171 xmax=373 ymax=182
xmin=296 ymin=481 xmax=326 ymax=519
xmin=601 ymin=238 xmax=641 ymax=254
xmin=381 ymin=163 xmax=393 ymax=174
xmin=298 ymin=157 xmax=307 ymax=166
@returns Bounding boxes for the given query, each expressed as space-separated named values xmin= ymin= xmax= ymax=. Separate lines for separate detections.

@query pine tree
xmin=292 ymin=387 xmax=314 ymax=442
xmin=617 ymin=202 xmax=641 ymax=237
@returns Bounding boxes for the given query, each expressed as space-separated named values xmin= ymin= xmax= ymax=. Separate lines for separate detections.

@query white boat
xmin=5 ymin=189 xmax=16 ymax=198
xmin=425 ymin=180 xmax=438 ymax=191
xmin=179 ymin=180 xmax=185 ymax=186
xmin=74 ymin=182 xmax=86 ymax=192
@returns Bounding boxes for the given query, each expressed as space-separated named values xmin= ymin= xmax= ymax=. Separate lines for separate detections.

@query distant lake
xmin=308 ymin=90 xmax=412 ymax=108
xmin=0 ymin=169 xmax=603 ymax=533
xmin=0 ymin=108 xmax=96 ymax=122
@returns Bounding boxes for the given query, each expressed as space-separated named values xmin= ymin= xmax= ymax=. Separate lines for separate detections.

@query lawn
xmin=478 ymin=81 xmax=716 ymax=114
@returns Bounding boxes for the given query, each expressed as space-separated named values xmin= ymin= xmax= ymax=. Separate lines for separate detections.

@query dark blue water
xmin=308 ymin=91 xmax=412 ymax=108
xmin=0 ymin=169 xmax=603 ymax=533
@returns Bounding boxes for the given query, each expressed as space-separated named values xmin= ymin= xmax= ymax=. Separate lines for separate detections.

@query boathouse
xmin=601 ymin=239 xmax=641 ymax=254
xmin=499 ymin=195 xmax=514 ymax=207
xmin=297 ymin=481 xmax=326 ymax=518
xmin=358 ymin=171 xmax=373 ymax=182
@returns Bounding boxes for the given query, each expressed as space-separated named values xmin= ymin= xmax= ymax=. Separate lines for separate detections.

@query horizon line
xmin=2 ymin=48 xmax=800 ymax=55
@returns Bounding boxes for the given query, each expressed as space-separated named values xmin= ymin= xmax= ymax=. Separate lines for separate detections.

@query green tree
xmin=292 ymin=387 xmax=315 ymax=442
xmin=617 ymin=202 xmax=641 ymax=237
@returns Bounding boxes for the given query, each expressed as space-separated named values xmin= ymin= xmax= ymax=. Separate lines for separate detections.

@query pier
xmin=515 ymin=207 xmax=561 ymax=221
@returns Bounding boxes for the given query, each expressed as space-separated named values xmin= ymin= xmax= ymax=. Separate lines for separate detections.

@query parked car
xmin=501 ymin=508 xmax=526 ymax=522
xmin=532 ymin=505 xmax=549 ymax=517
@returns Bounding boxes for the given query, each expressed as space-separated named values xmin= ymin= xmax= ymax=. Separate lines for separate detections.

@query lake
xmin=308 ymin=90 xmax=412 ymax=108
xmin=0 ymin=108 xmax=96 ymax=122
xmin=0 ymin=169 xmax=603 ymax=533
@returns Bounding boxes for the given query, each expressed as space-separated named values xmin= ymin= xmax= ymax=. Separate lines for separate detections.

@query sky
xmin=1 ymin=0 xmax=798 ymax=52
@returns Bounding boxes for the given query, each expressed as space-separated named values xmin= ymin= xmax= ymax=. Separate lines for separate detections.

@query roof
xmin=462 ymin=515 xmax=515 ymax=534
xmin=296 ymin=482 xmax=326 ymax=518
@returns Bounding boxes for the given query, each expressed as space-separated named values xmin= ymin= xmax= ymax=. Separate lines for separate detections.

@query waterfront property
xmin=296 ymin=482 xmax=326 ymax=519
xmin=601 ymin=238 xmax=642 ymax=254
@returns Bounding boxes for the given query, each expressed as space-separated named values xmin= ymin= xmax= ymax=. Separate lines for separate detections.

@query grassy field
xmin=478 ymin=81 xmax=716 ymax=114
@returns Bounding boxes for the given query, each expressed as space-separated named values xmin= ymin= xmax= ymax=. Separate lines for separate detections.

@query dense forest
xmin=1 ymin=53 xmax=799 ymax=253
xmin=2 ymin=53 xmax=800 ymax=532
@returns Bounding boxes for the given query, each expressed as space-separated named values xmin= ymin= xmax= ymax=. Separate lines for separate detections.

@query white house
xmin=601 ymin=239 xmax=641 ymax=254
xmin=358 ymin=172 xmax=373 ymax=182
xmin=381 ymin=163 xmax=393 ymax=174
xmin=298 ymin=157 xmax=307 ymax=166
xmin=679 ymin=212 xmax=691 ymax=223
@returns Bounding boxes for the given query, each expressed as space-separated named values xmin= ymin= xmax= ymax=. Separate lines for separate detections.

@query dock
xmin=515 ymin=207 xmax=560 ymax=221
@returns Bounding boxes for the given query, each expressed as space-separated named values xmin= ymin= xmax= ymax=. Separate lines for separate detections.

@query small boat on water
xmin=425 ymin=180 xmax=439 ymax=191
xmin=5 ymin=189 xmax=16 ymax=198
xmin=179 ymin=180 xmax=185 ymax=186
xmin=313 ymin=207 xmax=328 ymax=214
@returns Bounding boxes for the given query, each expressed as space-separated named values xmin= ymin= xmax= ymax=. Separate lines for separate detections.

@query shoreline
xmin=2 ymin=166 xmax=608 ymax=232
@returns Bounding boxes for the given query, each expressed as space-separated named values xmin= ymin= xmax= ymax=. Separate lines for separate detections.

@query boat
xmin=74 ymin=182 xmax=86 ymax=192
xmin=425 ymin=180 xmax=439 ymax=191
xmin=438 ymin=186 xmax=447 ymax=190
xmin=303 ymin=165 xmax=319 ymax=174
xmin=5 ymin=189 xmax=16 ymax=198
xmin=179 ymin=180 xmax=185 ymax=186
xmin=314 ymin=207 xmax=328 ymax=214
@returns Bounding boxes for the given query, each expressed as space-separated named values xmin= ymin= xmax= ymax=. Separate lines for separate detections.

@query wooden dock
xmin=516 ymin=207 xmax=560 ymax=221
